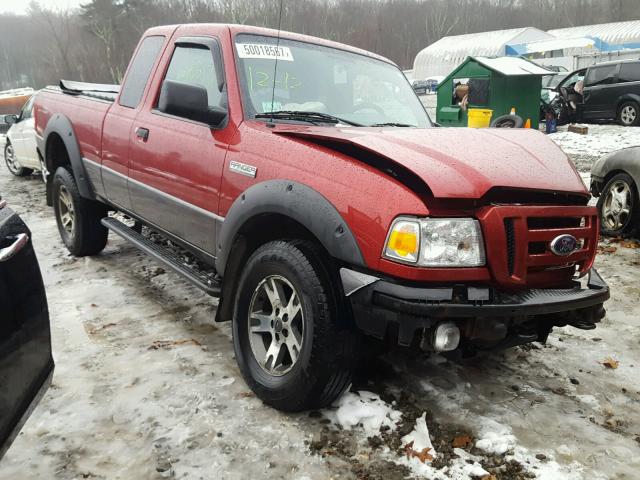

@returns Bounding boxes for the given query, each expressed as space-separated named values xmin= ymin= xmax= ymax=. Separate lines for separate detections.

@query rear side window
xmin=163 ymin=45 xmax=222 ymax=108
xmin=585 ymin=64 xmax=618 ymax=87
xmin=119 ymin=35 xmax=165 ymax=108
xmin=618 ymin=63 xmax=640 ymax=83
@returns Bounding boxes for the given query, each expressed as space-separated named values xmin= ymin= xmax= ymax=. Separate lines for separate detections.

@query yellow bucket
xmin=467 ymin=108 xmax=493 ymax=128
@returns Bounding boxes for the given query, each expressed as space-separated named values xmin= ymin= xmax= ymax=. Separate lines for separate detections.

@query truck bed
xmin=49 ymin=80 xmax=120 ymax=103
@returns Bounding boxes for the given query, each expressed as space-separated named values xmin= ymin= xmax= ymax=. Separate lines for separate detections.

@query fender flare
xmin=41 ymin=113 xmax=95 ymax=200
xmin=592 ymin=147 xmax=640 ymax=195
xmin=616 ymin=93 xmax=640 ymax=110
xmin=215 ymin=180 xmax=366 ymax=275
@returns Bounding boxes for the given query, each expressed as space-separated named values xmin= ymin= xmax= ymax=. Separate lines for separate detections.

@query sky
xmin=0 ymin=0 xmax=84 ymax=15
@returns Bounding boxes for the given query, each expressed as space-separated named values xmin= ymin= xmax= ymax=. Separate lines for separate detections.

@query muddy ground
xmin=0 ymin=128 xmax=639 ymax=479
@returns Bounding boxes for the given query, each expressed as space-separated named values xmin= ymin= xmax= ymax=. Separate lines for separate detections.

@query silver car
xmin=591 ymin=146 xmax=640 ymax=236
xmin=4 ymin=95 xmax=40 ymax=177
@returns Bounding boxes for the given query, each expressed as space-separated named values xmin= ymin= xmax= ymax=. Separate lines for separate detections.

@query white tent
xmin=549 ymin=20 xmax=640 ymax=48
xmin=412 ymin=27 xmax=553 ymax=79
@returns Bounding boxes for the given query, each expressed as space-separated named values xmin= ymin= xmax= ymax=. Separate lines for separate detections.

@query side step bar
xmin=101 ymin=217 xmax=221 ymax=297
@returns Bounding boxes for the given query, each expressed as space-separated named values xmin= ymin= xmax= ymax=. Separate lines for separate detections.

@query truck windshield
xmin=234 ymin=34 xmax=431 ymax=127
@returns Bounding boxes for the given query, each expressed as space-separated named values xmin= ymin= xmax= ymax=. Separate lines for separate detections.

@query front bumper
xmin=341 ymin=268 xmax=610 ymax=347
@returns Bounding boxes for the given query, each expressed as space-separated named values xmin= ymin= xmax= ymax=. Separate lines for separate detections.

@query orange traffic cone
xmin=524 ymin=118 xmax=531 ymax=128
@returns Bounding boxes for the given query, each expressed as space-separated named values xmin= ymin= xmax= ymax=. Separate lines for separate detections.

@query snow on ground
xmin=549 ymin=124 xmax=640 ymax=172
xmin=322 ymin=391 xmax=401 ymax=436
xmin=1 ymin=123 xmax=640 ymax=479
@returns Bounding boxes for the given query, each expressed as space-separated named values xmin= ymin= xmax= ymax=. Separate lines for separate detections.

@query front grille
xmin=504 ymin=218 xmax=515 ymax=275
xmin=480 ymin=205 xmax=598 ymax=288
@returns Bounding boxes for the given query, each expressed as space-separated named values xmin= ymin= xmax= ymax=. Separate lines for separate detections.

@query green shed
xmin=435 ymin=56 xmax=552 ymax=129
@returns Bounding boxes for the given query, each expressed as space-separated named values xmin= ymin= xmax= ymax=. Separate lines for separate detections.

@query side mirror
xmin=4 ymin=115 xmax=18 ymax=126
xmin=158 ymin=80 xmax=227 ymax=127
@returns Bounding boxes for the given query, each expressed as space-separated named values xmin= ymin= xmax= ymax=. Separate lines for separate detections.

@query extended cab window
xmin=119 ymin=35 xmax=165 ymax=108
xmin=164 ymin=45 xmax=222 ymax=108
xmin=234 ymin=34 xmax=430 ymax=127
xmin=585 ymin=65 xmax=618 ymax=87
xmin=618 ymin=63 xmax=640 ymax=83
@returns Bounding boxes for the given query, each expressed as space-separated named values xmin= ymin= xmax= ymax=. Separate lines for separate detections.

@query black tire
xmin=4 ymin=141 xmax=33 ymax=177
xmin=617 ymin=101 xmax=639 ymax=127
xmin=232 ymin=240 xmax=360 ymax=412
xmin=52 ymin=166 xmax=108 ymax=256
xmin=597 ymin=172 xmax=640 ymax=237
xmin=490 ymin=114 xmax=524 ymax=128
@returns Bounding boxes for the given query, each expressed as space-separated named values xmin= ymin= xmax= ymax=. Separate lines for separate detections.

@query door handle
xmin=136 ymin=127 xmax=149 ymax=140
xmin=0 ymin=233 xmax=29 ymax=262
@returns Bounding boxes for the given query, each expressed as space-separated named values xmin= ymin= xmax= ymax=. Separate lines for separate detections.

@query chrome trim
xmin=0 ymin=233 xmax=29 ymax=262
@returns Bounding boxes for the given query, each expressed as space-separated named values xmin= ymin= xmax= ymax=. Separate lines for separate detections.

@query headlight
xmin=383 ymin=217 xmax=485 ymax=267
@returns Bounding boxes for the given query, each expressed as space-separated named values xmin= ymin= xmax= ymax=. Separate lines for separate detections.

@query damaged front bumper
xmin=341 ymin=268 xmax=610 ymax=349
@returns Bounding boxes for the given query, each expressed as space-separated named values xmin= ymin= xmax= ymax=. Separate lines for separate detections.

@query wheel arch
xmin=616 ymin=94 xmax=640 ymax=112
xmin=595 ymin=148 xmax=640 ymax=197
xmin=214 ymin=180 xmax=366 ymax=322
xmin=41 ymin=114 xmax=95 ymax=205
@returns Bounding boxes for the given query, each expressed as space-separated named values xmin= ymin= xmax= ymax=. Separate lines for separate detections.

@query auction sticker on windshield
xmin=236 ymin=43 xmax=294 ymax=61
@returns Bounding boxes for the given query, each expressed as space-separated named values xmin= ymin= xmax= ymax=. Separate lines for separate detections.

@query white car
xmin=4 ymin=95 xmax=40 ymax=177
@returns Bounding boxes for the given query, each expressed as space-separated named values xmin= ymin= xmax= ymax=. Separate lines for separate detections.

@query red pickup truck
xmin=34 ymin=24 xmax=609 ymax=411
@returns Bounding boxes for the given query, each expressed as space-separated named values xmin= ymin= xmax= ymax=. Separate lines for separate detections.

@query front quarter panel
xmin=219 ymin=122 xmax=429 ymax=271
xmin=591 ymin=146 xmax=640 ymax=191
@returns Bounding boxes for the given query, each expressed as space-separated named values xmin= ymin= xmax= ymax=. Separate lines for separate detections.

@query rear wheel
xmin=597 ymin=172 xmax=640 ymax=236
xmin=52 ymin=166 xmax=108 ymax=256
xmin=617 ymin=101 xmax=639 ymax=126
xmin=4 ymin=142 xmax=33 ymax=177
xmin=232 ymin=240 xmax=359 ymax=411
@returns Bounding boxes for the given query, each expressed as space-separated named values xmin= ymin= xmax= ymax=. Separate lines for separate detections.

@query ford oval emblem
xmin=550 ymin=234 xmax=579 ymax=256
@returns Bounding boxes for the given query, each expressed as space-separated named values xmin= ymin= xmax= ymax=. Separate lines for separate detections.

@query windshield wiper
xmin=255 ymin=110 xmax=363 ymax=127
xmin=369 ymin=122 xmax=416 ymax=127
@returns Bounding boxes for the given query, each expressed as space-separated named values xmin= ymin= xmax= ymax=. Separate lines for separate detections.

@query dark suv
xmin=556 ymin=59 xmax=640 ymax=126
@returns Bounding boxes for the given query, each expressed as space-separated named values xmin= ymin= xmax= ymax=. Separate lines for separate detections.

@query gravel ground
xmin=0 ymin=127 xmax=639 ymax=479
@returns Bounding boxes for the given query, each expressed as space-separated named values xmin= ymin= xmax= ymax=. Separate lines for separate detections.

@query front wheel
xmin=232 ymin=240 xmax=359 ymax=411
xmin=4 ymin=142 xmax=33 ymax=177
xmin=52 ymin=167 xmax=109 ymax=256
xmin=597 ymin=172 xmax=640 ymax=237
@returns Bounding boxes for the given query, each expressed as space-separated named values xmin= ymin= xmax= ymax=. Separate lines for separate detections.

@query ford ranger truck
xmin=33 ymin=24 xmax=609 ymax=412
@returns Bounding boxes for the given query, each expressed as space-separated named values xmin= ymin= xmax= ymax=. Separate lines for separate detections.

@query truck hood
xmin=274 ymin=126 xmax=587 ymax=199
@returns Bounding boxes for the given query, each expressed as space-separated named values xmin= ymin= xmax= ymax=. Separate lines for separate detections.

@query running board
xmin=101 ymin=217 xmax=221 ymax=297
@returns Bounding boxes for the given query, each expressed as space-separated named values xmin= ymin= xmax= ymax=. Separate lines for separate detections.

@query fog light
xmin=432 ymin=322 xmax=460 ymax=352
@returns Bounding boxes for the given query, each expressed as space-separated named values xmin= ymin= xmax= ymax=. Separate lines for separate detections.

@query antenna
xmin=268 ymin=0 xmax=285 ymax=127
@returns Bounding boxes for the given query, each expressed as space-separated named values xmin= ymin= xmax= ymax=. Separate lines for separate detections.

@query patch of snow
xmin=475 ymin=418 xmax=517 ymax=455
xmin=401 ymin=412 xmax=436 ymax=458
xmin=396 ymin=450 xmax=488 ymax=480
xmin=323 ymin=391 xmax=401 ymax=436
xmin=575 ymin=394 xmax=600 ymax=410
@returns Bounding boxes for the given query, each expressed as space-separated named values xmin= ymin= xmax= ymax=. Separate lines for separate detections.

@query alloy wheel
xmin=248 ymin=275 xmax=304 ymax=376
xmin=602 ymin=180 xmax=631 ymax=230
xmin=5 ymin=144 xmax=21 ymax=174
xmin=621 ymin=105 xmax=637 ymax=125
xmin=58 ymin=185 xmax=75 ymax=238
